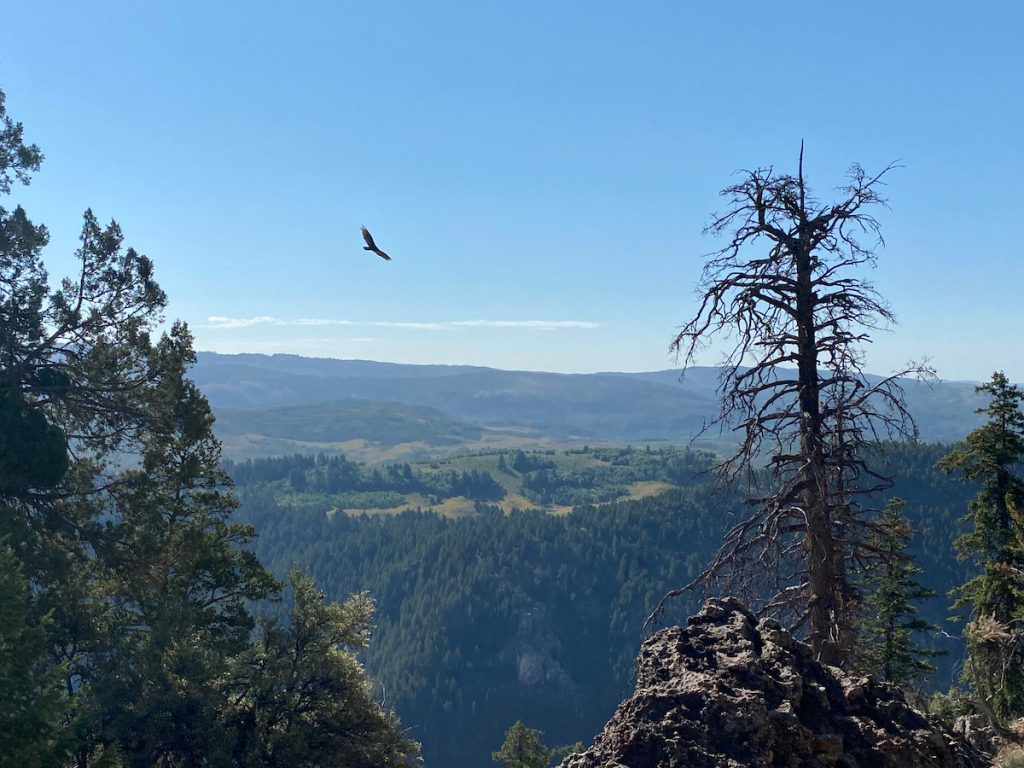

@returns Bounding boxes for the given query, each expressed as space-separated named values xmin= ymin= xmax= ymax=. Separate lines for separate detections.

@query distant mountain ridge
xmin=193 ymin=352 xmax=989 ymax=460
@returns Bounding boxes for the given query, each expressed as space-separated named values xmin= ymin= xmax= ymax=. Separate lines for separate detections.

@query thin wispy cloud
xmin=293 ymin=318 xmax=359 ymax=327
xmin=205 ymin=315 xmax=280 ymax=329
xmin=370 ymin=321 xmax=451 ymax=330
xmin=202 ymin=316 xmax=603 ymax=331
xmin=449 ymin=320 xmax=601 ymax=329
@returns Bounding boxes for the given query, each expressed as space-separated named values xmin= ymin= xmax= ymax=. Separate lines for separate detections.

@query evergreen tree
xmin=939 ymin=372 xmax=1024 ymax=620
xmin=492 ymin=721 xmax=552 ymax=768
xmin=223 ymin=572 xmax=418 ymax=768
xmin=856 ymin=498 xmax=942 ymax=686
xmin=938 ymin=371 xmax=1024 ymax=720
xmin=0 ymin=88 xmax=415 ymax=767
xmin=87 ymin=367 xmax=278 ymax=767
xmin=0 ymin=540 xmax=69 ymax=768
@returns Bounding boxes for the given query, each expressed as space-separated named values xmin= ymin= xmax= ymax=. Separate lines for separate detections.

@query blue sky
xmin=3 ymin=1 xmax=1022 ymax=379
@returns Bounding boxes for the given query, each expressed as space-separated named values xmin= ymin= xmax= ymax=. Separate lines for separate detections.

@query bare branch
xmin=659 ymin=153 xmax=915 ymax=665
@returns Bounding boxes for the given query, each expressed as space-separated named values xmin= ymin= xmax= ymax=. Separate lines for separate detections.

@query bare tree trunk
xmin=651 ymin=151 xmax=924 ymax=666
xmin=795 ymin=224 xmax=839 ymax=665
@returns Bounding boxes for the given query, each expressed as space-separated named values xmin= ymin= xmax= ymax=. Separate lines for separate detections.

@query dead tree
xmin=657 ymin=148 xmax=925 ymax=665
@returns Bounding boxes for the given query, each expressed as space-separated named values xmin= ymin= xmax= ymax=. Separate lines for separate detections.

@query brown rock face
xmin=561 ymin=598 xmax=991 ymax=768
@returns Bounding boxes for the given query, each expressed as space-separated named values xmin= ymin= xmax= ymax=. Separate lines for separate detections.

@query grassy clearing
xmin=241 ymin=446 xmax=717 ymax=520
xmin=623 ymin=480 xmax=676 ymax=499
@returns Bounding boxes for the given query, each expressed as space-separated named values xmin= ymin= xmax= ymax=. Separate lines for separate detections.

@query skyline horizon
xmin=4 ymin=2 xmax=1021 ymax=381
xmin=193 ymin=346 xmax=999 ymax=385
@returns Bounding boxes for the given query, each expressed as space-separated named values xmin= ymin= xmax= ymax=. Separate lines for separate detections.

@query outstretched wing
xmin=360 ymin=226 xmax=391 ymax=261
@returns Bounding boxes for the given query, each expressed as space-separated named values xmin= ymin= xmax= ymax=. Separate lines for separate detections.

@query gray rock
xmin=561 ymin=598 xmax=991 ymax=768
xmin=953 ymin=714 xmax=997 ymax=754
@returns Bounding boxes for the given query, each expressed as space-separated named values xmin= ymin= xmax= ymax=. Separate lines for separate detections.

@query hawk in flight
xmin=361 ymin=226 xmax=392 ymax=261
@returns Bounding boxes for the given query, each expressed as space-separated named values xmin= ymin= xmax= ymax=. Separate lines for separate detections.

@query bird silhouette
xmin=361 ymin=226 xmax=392 ymax=261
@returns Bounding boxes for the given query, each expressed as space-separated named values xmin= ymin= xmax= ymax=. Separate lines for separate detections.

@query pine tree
xmin=856 ymin=498 xmax=942 ymax=686
xmin=939 ymin=371 xmax=1024 ymax=721
xmin=492 ymin=721 xmax=552 ymax=768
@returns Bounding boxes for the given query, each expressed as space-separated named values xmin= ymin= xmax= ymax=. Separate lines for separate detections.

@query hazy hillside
xmin=215 ymin=399 xmax=483 ymax=442
xmin=195 ymin=352 xmax=988 ymax=460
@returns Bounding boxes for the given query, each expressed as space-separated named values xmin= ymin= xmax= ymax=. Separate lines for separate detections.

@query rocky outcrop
xmin=561 ymin=598 xmax=991 ymax=768
xmin=511 ymin=603 xmax=573 ymax=692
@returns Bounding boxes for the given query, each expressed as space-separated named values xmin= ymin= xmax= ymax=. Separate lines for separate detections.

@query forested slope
xmin=233 ymin=442 xmax=976 ymax=768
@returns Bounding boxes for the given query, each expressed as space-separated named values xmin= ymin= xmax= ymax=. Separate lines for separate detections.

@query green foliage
xmin=855 ymin=498 xmax=943 ymax=685
xmin=230 ymin=451 xmax=512 ymax=509
xmin=227 ymin=446 xmax=716 ymax=514
xmin=0 ymin=89 xmax=414 ymax=768
xmin=84 ymin=371 xmax=280 ymax=766
xmin=0 ymin=540 xmax=69 ymax=768
xmin=493 ymin=721 xmax=551 ymax=768
xmin=223 ymin=572 xmax=417 ymax=768
xmin=0 ymin=384 xmax=67 ymax=493
xmin=233 ymin=441 xmax=977 ymax=768
xmin=492 ymin=721 xmax=583 ymax=768
xmin=939 ymin=372 xmax=1024 ymax=720
xmin=330 ymin=490 xmax=408 ymax=509
xmin=551 ymin=741 xmax=586 ymax=764
xmin=237 ymin=486 xmax=728 ymax=766
xmin=0 ymin=93 xmax=67 ymax=495
xmin=939 ymin=372 xmax=1024 ymax=621
xmin=927 ymin=687 xmax=975 ymax=725
xmin=0 ymin=91 xmax=42 ymax=193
